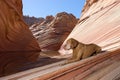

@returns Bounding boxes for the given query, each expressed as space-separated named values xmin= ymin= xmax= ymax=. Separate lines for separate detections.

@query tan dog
xmin=64 ymin=38 xmax=101 ymax=63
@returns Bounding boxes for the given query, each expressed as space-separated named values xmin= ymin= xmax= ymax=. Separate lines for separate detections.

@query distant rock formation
xmin=0 ymin=0 xmax=40 ymax=76
xmin=23 ymin=16 xmax=45 ymax=26
xmin=30 ymin=12 xmax=78 ymax=51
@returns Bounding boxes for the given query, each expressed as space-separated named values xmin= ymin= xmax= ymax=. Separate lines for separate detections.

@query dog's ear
xmin=70 ymin=38 xmax=78 ymax=48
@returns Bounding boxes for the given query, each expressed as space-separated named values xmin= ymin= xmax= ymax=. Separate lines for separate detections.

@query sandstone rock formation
xmin=30 ymin=12 xmax=78 ymax=51
xmin=29 ymin=0 xmax=120 ymax=79
xmin=0 ymin=0 xmax=40 ymax=51
xmin=1 ymin=0 xmax=120 ymax=79
xmin=0 ymin=0 xmax=40 ymax=76
xmin=23 ymin=16 xmax=45 ymax=26
xmin=60 ymin=0 xmax=120 ymax=54
xmin=58 ymin=0 xmax=120 ymax=79
xmin=33 ymin=49 xmax=120 ymax=80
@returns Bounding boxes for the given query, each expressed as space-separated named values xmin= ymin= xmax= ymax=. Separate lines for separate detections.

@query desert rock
xmin=23 ymin=16 xmax=45 ymax=26
xmin=61 ymin=0 xmax=120 ymax=53
xmin=0 ymin=0 xmax=40 ymax=76
xmin=30 ymin=12 xmax=78 ymax=51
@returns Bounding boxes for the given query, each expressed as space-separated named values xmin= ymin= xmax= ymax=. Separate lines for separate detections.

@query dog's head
xmin=64 ymin=38 xmax=78 ymax=50
xmin=95 ymin=46 xmax=102 ymax=53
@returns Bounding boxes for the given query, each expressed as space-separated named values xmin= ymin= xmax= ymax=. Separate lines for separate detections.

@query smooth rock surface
xmin=60 ymin=0 xmax=120 ymax=54
xmin=0 ymin=0 xmax=40 ymax=51
xmin=57 ymin=0 xmax=120 ymax=79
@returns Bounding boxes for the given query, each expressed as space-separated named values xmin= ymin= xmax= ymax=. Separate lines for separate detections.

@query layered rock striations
xmin=1 ymin=0 xmax=120 ymax=79
xmin=31 ymin=0 xmax=120 ymax=79
xmin=0 ymin=0 xmax=40 ymax=76
xmin=59 ymin=0 xmax=120 ymax=79
xmin=30 ymin=12 xmax=78 ymax=51
xmin=61 ymin=0 xmax=120 ymax=52
xmin=0 ymin=0 xmax=40 ymax=51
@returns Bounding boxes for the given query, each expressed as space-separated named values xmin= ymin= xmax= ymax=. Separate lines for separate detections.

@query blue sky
xmin=22 ymin=0 xmax=85 ymax=18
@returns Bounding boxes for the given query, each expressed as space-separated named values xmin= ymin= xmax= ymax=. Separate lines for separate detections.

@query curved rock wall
xmin=60 ymin=0 xmax=120 ymax=54
xmin=0 ymin=0 xmax=41 ymax=76
xmin=0 ymin=0 xmax=40 ymax=51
